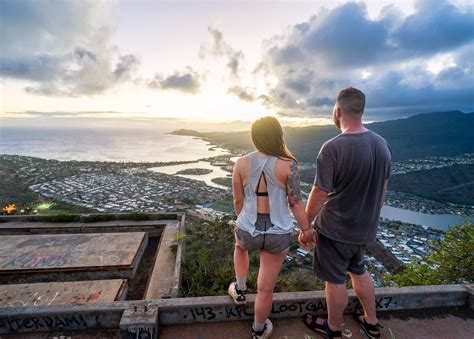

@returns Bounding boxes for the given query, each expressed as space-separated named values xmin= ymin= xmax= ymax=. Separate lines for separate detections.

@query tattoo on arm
xmin=287 ymin=161 xmax=303 ymax=205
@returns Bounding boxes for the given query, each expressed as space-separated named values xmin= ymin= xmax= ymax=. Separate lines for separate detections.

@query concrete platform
xmin=144 ymin=221 xmax=181 ymax=299
xmin=0 ymin=280 xmax=127 ymax=308
xmin=159 ymin=308 xmax=474 ymax=339
xmin=0 ymin=232 xmax=148 ymax=282
xmin=0 ymin=220 xmax=174 ymax=237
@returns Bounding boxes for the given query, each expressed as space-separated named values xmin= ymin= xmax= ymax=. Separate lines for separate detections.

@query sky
xmin=1 ymin=0 xmax=473 ymax=127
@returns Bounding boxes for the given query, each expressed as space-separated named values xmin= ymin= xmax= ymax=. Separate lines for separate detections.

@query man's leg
xmin=349 ymin=271 xmax=378 ymax=324
xmin=306 ymin=231 xmax=346 ymax=337
xmin=326 ymin=281 xmax=348 ymax=331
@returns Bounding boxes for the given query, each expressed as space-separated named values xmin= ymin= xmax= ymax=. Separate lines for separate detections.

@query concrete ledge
xmin=1 ymin=284 xmax=471 ymax=334
xmin=144 ymin=216 xmax=184 ymax=299
xmin=0 ymin=218 xmax=179 ymax=236
xmin=466 ymin=284 xmax=474 ymax=310
xmin=157 ymin=284 xmax=470 ymax=325
xmin=0 ymin=213 xmax=181 ymax=223
xmin=171 ymin=214 xmax=186 ymax=297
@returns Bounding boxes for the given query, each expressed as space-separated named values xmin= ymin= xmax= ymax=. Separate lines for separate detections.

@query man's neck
xmin=340 ymin=122 xmax=368 ymax=134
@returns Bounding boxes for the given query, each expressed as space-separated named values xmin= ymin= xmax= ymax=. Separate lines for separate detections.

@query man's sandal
xmin=302 ymin=313 xmax=342 ymax=338
xmin=353 ymin=310 xmax=383 ymax=338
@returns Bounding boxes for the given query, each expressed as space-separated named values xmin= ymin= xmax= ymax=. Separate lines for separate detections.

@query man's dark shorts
xmin=313 ymin=229 xmax=367 ymax=284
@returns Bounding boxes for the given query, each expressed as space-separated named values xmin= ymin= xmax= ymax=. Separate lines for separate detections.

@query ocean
xmin=0 ymin=126 xmax=229 ymax=162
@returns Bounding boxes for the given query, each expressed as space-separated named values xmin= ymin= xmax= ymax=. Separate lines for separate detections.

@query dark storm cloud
xmin=258 ymin=0 xmax=474 ymax=118
xmin=391 ymin=0 xmax=474 ymax=55
xmin=302 ymin=3 xmax=391 ymax=68
xmin=148 ymin=67 xmax=202 ymax=94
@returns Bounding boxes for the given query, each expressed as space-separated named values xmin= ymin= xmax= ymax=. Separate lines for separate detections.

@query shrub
xmin=387 ymin=222 xmax=474 ymax=286
xmin=82 ymin=213 xmax=117 ymax=223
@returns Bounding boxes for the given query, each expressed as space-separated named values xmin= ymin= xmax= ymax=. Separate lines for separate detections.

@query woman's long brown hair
xmin=250 ymin=116 xmax=298 ymax=162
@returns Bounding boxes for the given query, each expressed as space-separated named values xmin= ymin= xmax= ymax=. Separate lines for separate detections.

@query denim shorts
xmin=313 ymin=229 xmax=367 ymax=284
xmin=235 ymin=213 xmax=291 ymax=254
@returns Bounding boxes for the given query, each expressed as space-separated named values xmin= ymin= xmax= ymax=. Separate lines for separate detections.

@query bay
xmin=0 ymin=126 xmax=228 ymax=162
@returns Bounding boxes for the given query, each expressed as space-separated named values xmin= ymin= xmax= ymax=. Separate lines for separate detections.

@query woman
xmin=229 ymin=116 xmax=315 ymax=338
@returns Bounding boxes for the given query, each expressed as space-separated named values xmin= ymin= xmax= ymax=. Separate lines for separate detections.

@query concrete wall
xmin=144 ymin=214 xmax=185 ymax=299
xmin=0 ymin=284 xmax=472 ymax=336
xmin=0 ymin=212 xmax=180 ymax=223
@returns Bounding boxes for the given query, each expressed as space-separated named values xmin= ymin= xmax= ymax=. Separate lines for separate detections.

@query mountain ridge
xmin=172 ymin=111 xmax=474 ymax=162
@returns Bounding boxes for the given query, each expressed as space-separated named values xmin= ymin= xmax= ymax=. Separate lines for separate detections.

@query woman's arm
xmin=287 ymin=161 xmax=315 ymax=247
xmin=232 ymin=158 xmax=244 ymax=215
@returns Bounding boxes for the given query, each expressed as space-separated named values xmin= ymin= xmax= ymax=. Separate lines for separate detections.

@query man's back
xmin=315 ymin=129 xmax=391 ymax=244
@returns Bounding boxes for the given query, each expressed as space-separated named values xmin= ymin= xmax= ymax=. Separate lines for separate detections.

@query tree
xmin=387 ymin=222 xmax=474 ymax=286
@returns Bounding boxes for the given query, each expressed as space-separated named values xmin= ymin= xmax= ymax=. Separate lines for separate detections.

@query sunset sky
xmin=1 ymin=0 xmax=473 ymax=127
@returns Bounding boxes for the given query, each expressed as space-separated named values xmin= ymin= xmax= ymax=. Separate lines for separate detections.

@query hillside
xmin=173 ymin=111 xmax=474 ymax=163
xmin=0 ymin=157 xmax=39 ymax=207
xmin=389 ymin=164 xmax=474 ymax=205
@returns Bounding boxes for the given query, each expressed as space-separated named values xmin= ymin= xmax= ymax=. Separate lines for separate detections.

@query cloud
xmin=227 ymin=86 xmax=256 ymax=101
xmin=256 ymin=0 xmax=474 ymax=118
xmin=391 ymin=0 xmax=474 ymax=55
xmin=200 ymin=27 xmax=245 ymax=81
xmin=147 ymin=67 xmax=202 ymax=94
xmin=0 ymin=1 xmax=140 ymax=96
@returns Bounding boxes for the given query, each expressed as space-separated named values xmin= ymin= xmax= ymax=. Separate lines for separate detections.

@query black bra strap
xmin=255 ymin=171 xmax=268 ymax=196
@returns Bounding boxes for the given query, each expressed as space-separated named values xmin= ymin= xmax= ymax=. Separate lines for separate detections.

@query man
xmin=301 ymin=87 xmax=391 ymax=338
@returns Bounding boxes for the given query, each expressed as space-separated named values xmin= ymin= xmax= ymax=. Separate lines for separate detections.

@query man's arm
xmin=232 ymin=159 xmax=244 ymax=215
xmin=381 ymin=179 xmax=388 ymax=206
xmin=306 ymin=185 xmax=329 ymax=225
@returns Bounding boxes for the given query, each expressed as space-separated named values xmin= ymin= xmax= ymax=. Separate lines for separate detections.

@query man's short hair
xmin=336 ymin=87 xmax=365 ymax=117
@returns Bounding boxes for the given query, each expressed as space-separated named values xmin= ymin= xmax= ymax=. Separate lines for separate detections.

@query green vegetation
xmin=82 ymin=213 xmax=118 ymax=223
xmin=36 ymin=199 xmax=97 ymax=215
xmin=0 ymin=157 xmax=40 ymax=208
xmin=211 ymin=177 xmax=232 ymax=188
xmin=27 ymin=213 xmax=81 ymax=223
xmin=389 ymin=164 xmax=474 ymax=205
xmin=123 ymin=211 xmax=151 ymax=221
xmin=180 ymin=217 xmax=323 ymax=297
xmin=387 ymin=222 xmax=474 ymax=286
xmin=176 ymin=168 xmax=213 ymax=175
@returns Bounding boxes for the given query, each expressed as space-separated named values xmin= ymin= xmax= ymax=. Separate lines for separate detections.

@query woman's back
xmin=235 ymin=151 xmax=294 ymax=235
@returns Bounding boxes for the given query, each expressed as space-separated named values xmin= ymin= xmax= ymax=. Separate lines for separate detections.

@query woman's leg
xmin=254 ymin=249 xmax=287 ymax=324
xmin=234 ymin=236 xmax=249 ymax=288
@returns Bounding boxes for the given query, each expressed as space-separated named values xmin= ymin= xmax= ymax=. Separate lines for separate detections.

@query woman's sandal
xmin=302 ymin=313 xmax=342 ymax=338
xmin=352 ymin=310 xmax=383 ymax=338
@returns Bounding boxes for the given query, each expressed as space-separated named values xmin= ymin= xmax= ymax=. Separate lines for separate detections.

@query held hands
xmin=298 ymin=228 xmax=316 ymax=250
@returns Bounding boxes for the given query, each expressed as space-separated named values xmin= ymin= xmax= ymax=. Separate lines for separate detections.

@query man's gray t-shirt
xmin=314 ymin=130 xmax=392 ymax=244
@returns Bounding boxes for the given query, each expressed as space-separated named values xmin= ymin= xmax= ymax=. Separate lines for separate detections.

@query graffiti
xmin=0 ymin=314 xmax=89 ymax=332
xmin=1 ymin=250 xmax=80 ymax=269
xmin=349 ymin=296 xmax=394 ymax=310
xmin=0 ymin=233 xmax=143 ymax=270
xmin=127 ymin=326 xmax=154 ymax=339
xmin=2 ymin=289 xmax=103 ymax=308
xmin=182 ymin=297 xmax=396 ymax=322
xmin=16 ymin=235 xmax=90 ymax=249
xmin=185 ymin=301 xmax=327 ymax=322
xmin=190 ymin=307 xmax=217 ymax=320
